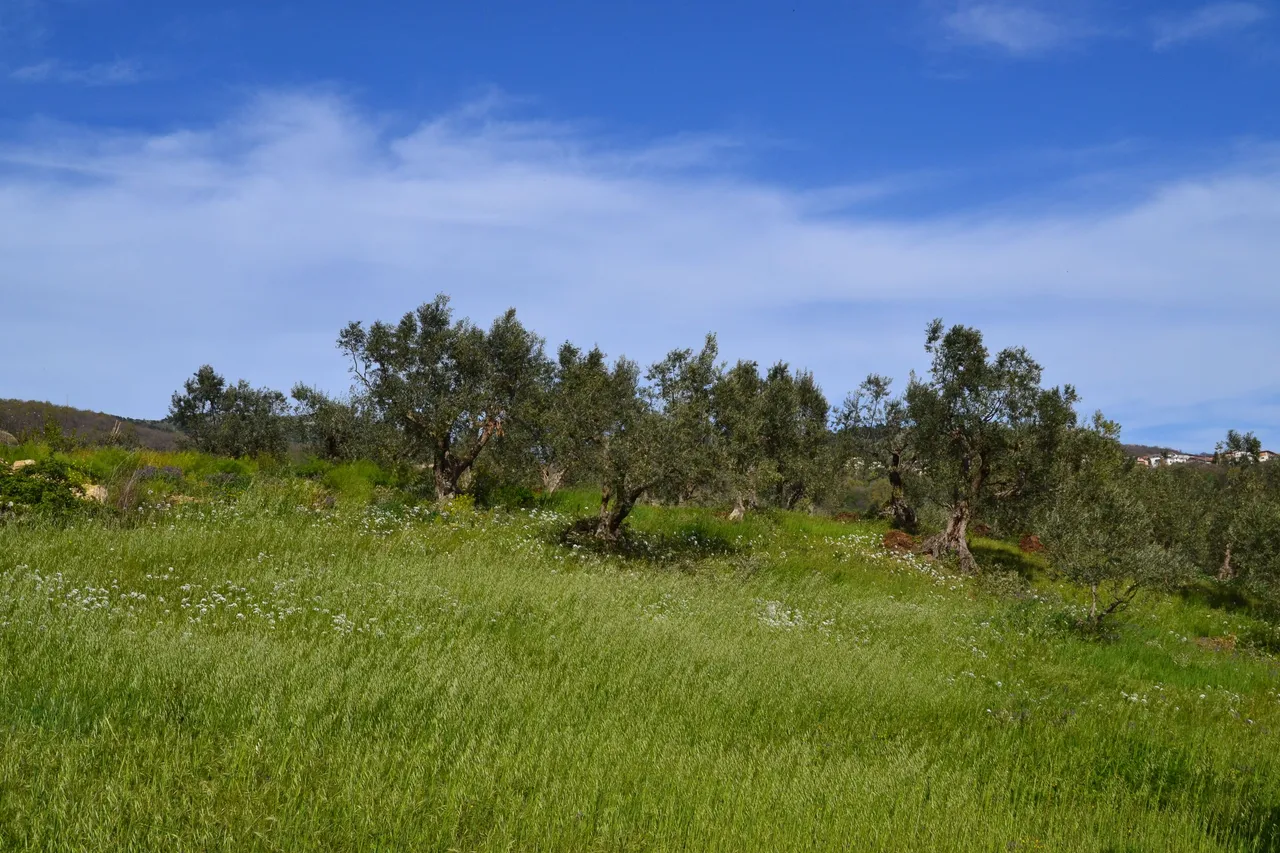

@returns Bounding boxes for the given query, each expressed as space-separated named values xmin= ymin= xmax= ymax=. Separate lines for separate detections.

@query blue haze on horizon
xmin=2 ymin=0 xmax=1279 ymax=451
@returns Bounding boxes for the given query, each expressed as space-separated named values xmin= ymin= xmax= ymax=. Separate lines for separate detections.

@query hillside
xmin=0 ymin=399 xmax=182 ymax=451
xmin=1122 ymin=442 xmax=1190 ymax=458
xmin=0 ymin=472 xmax=1277 ymax=851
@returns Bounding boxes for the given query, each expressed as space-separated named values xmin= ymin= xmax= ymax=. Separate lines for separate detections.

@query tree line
xmin=169 ymin=295 xmax=1280 ymax=623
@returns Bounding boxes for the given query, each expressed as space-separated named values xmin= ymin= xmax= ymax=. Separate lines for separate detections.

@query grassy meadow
xmin=2 ymin=452 xmax=1279 ymax=851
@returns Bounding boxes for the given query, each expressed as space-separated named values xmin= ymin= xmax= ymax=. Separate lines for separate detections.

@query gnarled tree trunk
xmin=540 ymin=464 xmax=565 ymax=496
xmin=433 ymin=465 xmax=460 ymax=501
xmin=728 ymin=494 xmax=746 ymax=522
xmin=922 ymin=501 xmax=978 ymax=574
xmin=595 ymin=483 xmax=645 ymax=542
xmin=1217 ymin=543 xmax=1234 ymax=581
xmin=884 ymin=449 xmax=918 ymax=532
xmin=430 ymin=417 xmax=503 ymax=501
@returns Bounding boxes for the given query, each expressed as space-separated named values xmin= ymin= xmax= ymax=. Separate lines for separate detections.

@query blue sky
xmin=3 ymin=1 xmax=1278 ymax=450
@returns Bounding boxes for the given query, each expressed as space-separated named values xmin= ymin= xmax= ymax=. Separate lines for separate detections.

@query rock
xmin=11 ymin=459 xmax=36 ymax=471
xmin=882 ymin=530 xmax=917 ymax=553
xmin=0 ymin=430 xmax=17 ymax=446
xmin=81 ymin=484 xmax=109 ymax=503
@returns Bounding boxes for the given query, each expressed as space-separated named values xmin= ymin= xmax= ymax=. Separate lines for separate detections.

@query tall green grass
xmin=1 ymin=486 xmax=1278 ymax=851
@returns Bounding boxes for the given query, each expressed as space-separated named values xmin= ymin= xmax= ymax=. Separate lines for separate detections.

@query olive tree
xmin=835 ymin=373 xmax=917 ymax=531
xmin=1043 ymin=460 xmax=1194 ymax=628
xmin=169 ymin=365 xmax=290 ymax=458
xmin=336 ymin=295 xmax=547 ymax=500
xmin=906 ymin=320 xmax=1078 ymax=573
xmin=585 ymin=354 xmax=655 ymax=540
xmin=290 ymin=384 xmax=394 ymax=463
xmin=1222 ymin=465 xmax=1280 ymax=607
xmin=573 ymin=335 xmax=720 ymax=541
xmin=507 ymin=343 xmax=615 ymax=496
xmin=1205 ymin=439 xmax=1280 ymax=594
xmin=712 ymin=360 xmax=773 ymax=521
xmin=760 ymin=364 xmax=830 ymax=511
xmin=645 ymin=334 xmax=723 ymax=506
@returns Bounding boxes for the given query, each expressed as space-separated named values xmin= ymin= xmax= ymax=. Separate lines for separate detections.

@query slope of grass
xmin=1 ymin=486 xmax=1278 ymax=851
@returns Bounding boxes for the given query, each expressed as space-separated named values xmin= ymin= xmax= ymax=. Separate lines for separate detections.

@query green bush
xmin=0 ymin=459 xmax=90 ymax=516
xmin=324 ymin=460 xmax=393 ymax=505
xmin=293 ymin=457 xmax=334 ymax=480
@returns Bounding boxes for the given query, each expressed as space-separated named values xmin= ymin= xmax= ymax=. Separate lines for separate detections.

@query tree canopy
xmin=336 ymin=294 xmax=547 ymax=499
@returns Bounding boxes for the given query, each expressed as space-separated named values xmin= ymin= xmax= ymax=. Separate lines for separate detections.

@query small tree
xmin=505 ymin=343 xmax=617 ymax=496
xmin=581 ymin=336 xmax=720 ymax=541
xmin=760 ymin=364 xmax=830 ymax=511
xmin=291 ymin=384 xmax=394 ymax=463
xmin=1044 ymin=463 xmax=1193 ymax=628
xmin=712 ymin=360 xmax=773 ymax=521
xmin=1215 ymin=429 xmax=1262 ymax=466
xmin=336 ymin=295 xmax=547 ymax=500
xmin=645 ymin=334 xmax=722 ymax=506
xmin=1222 ymin=465 xmax=1280 ymax=608
xmin=1206 ymin=440 xmax=1280 ymax=591
xmin=906 ymin=320 xmax=1078 ymax=573
xmin=169 ymin=365 xmax=289 ymax=458
xmin=835 ymin=374 xmax=917 ymax=531
xmin=590 ymin=356 xmax=656 ymax=540
xmin=1204 ymin=430 xmax=1267 ymax=580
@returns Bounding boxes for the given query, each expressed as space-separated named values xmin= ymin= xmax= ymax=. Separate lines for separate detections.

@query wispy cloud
xmin=1 ymin=92 xmax=1278 ymax=449
xmin=1152 ymin=2 xmax=1269 ymax=50
xmin=941 ymin=3 xmax=1086 ymax=56
xmin=9 ymin=57 xmax=143 ymax=85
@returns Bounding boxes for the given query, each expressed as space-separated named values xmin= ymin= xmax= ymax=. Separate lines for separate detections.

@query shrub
xmin=0 ymin=459 xmax=90 ymax=517
xmin=1043 ymin=467 xmax=1194 ymax=628
xmin=324 ymin=461 xmax=392 ymax=505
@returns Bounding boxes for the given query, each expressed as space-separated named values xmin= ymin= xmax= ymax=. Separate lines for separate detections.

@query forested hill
xmin=0 ymin=399 xmax=181 ymax=451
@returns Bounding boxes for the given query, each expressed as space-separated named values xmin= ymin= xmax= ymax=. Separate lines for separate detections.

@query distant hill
xmin=0 ymin=399 xmax=183 ymax=451
xmin=1122 ymin=443 xmax=1197 ymax=458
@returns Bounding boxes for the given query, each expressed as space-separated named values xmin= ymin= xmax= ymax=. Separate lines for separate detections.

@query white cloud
xmin=2 ymin=92 xmax=1278 ymax=449
xmin=1152 ymin=2 xmax=1269 ymax=50
xmin=9 ymin=57 xmax=142 ymax=85
xmin=942 ymin=3 xmax=1082 ymax=55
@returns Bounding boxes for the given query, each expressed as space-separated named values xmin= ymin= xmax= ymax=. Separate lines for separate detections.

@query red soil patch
xmin=1019 ymin=534 xmax=1046 ymax=554
xmin=882 ymin=530 xmax=917 ymax=553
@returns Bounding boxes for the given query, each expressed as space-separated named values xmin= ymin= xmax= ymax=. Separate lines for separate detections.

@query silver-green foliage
xmin=168 ymin=365 xmax=290 ymax=459
xmin=337 ymin=294 xmax=547 ymax=499
xmin=1044 ymin=462 xmax=1195 ymax=627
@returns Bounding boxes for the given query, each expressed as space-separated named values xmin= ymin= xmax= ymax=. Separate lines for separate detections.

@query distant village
xmin=1134 ymin=449 xmax=1277 ymax=468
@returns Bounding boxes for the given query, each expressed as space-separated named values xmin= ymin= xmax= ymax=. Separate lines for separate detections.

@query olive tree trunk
xmin=540 ymin=464 xmax=565 ymax=496
xmin=595 ymin=483 xmax=646 ymax=542
xmin=922 ymin=501 xmax=978 ymax=574
xmin=885 ymin=450 xmax=918 ymax=532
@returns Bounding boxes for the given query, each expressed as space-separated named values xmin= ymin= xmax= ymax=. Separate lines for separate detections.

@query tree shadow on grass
xmin=558 ymin=516 xmax=747 ymax=566
xmin=969 ymin=538 xmax=1046 ymax=581
xmin=1176 ymin=580 xmax=1256 ymax=616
